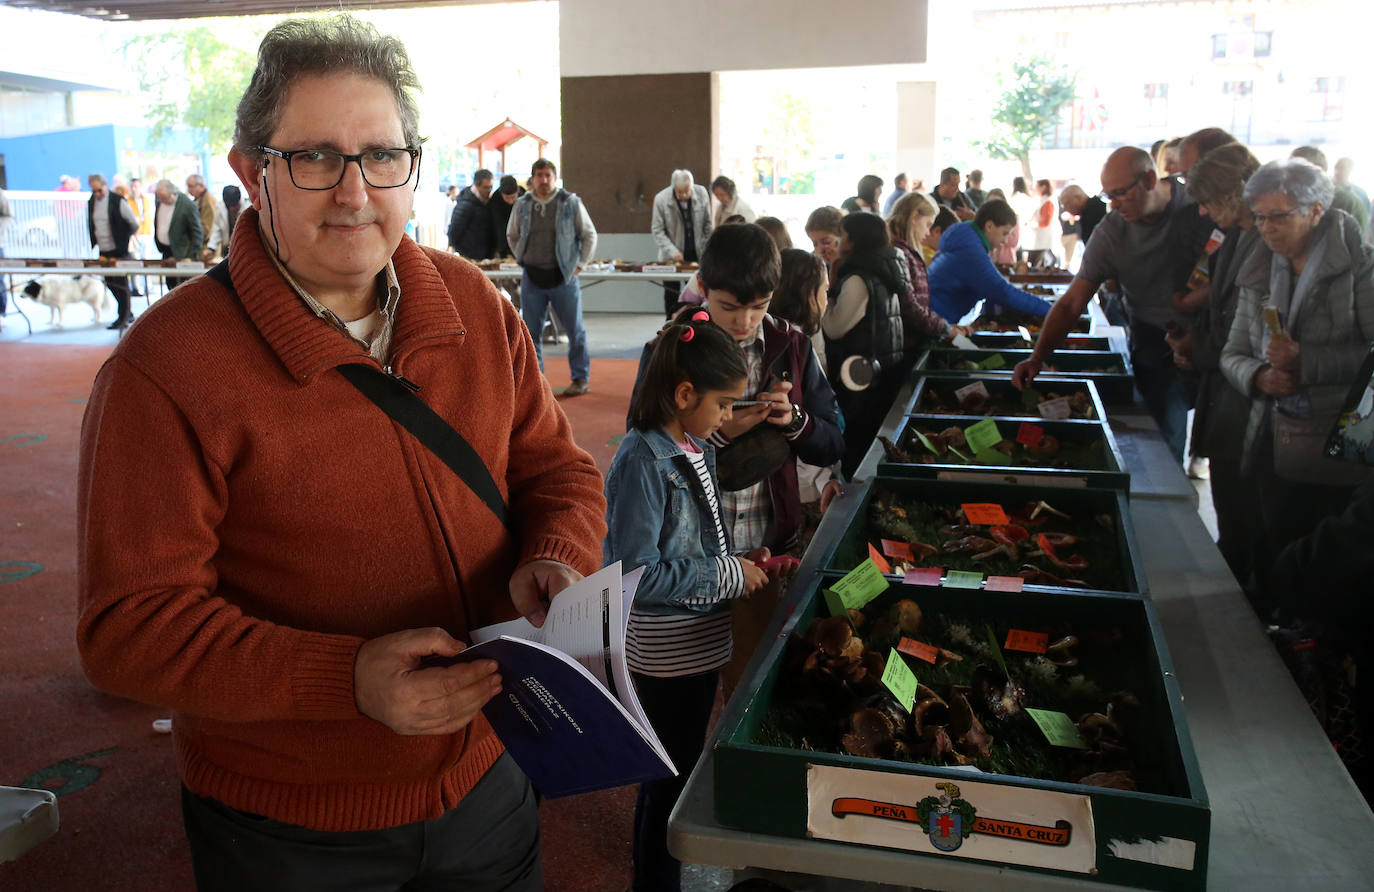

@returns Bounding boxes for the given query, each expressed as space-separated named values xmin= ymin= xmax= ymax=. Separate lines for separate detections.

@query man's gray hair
xmin=671 ymin=169 xmax=694 ymax=189
xmin=155 ymin=179 xmax=179 ymax=195
xmin=186 ymin=173 xmax=205 ymax=187
xmin=233 ymin=15 xmax=421 ymax=160
xmin=1243 ymin=158 xmax=1334 ymax=212
xmin=88 ymin=173 xmax=107 ymax=187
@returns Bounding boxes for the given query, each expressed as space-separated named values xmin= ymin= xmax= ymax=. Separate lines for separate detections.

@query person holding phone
xmin=630 ymin=223 xmax=843 ymax=694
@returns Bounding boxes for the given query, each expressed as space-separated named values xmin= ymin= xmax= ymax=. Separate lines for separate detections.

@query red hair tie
xmin=680 ymin=327 xmax=696 ymax=342
xmin=691 ymin=310 xmax=710 ymax=322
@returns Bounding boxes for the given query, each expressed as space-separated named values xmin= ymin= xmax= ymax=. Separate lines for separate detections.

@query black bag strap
xmin=206 ymin=261 xmax=510 ymax=529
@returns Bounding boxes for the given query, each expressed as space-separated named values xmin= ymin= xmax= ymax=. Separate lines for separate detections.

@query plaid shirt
xmin=711 ymin=331 xmax=773 ymax=552
xmin=265 ymin=236 xmax=402 ymax=364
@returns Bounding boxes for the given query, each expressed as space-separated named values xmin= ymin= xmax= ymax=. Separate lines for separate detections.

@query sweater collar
xmin=226 ymin=208 xmax=466 ymax=385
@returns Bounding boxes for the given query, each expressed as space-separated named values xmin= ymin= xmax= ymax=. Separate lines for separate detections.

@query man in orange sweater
xmin=76 ymin=15 xmax=605 ymax=890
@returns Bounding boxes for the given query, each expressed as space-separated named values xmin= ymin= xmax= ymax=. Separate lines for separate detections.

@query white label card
xmin=499 ymin=263 xmax=522 ymax=271
xmin=950 ymin=334 xmax=978 ymax=350
xmin=953 ymin=381 xmax=990 ymax=404
xmin=642 ymin=264 xmax=678 ymax=273
xmin=114 ymin=260 xmax=144 ymax=269
xmin=1038 ymin=397 xmax=1072 ymax=419
xmin=56 ymin=260 xmax=84 ymax=268
xmin=176 ymin=260 xmax=204 ymax=270
xmin=806 ymin=763 xmax=1096 ymax=874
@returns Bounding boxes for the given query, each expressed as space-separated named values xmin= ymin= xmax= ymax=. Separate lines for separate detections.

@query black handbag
xmin=206 ymin=262 xmax=509 ymax=528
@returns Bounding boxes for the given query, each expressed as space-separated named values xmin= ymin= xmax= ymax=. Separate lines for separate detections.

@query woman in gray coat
xmin=1221 ymin=158 xmax=1374 ymax=606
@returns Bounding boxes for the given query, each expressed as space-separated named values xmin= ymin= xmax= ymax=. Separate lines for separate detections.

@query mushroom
xmin=809 ymin=616 xmax=855 ymax=657
xmin=948 ymin=688 xmax=994 ymax=758
xmin=878 ymin=435 xmax=910 ymax=462
xmin=1018 ymin=564 xmax=1089 ymax=588
xmin=1077 ymin=770 xmax=1137 ymax=791
xmin=1028 ymin=534 xmax=1089 ymax=572
xmin=890 ymin=599 xmax=923 ymax=636
xmin=1029 ymin=499 xmax=1072 ymax=520
xmin=943 ymin=535 xmax=997 ymax=553
xmin=1026 ymin=434 xmax=1061 ymax=458
xmin=973 ymin=665 xmax=1027 ymax=719
xmin=1046 ymin=634 xmax=1079 ymax=668
xmin=842 ymin=708 xmax=897 ymax=759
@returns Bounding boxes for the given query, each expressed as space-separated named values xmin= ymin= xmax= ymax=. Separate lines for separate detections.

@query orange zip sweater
xmin=76 ymin=209 xmax=606 ymax=832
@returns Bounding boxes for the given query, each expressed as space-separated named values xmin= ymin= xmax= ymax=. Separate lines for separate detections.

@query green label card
xmin=823 ymin=587 xmax=850 ymax=621
xmin=973 ymin=447 xmax=1007 ymax=465
xmin=830 ymin=559 xmax=889 ymax=610
xmin=882 ymin=647 xmax=918 ymax=712
xmin=946 ymin=444 xmax=973 ymax=464
xmin=1021 ymin=387 xmax=1044 ymax=407
xmin=946 ymin=570 xmax=983 ymax=589
xmin=912 ymin=429 xmax=939 ymax=454
xmin=978 ymin=353 xmax=1007 ymax=370
xmin=964 ymin=417 xmax=1003 ymax=455
xmin=1026 ymin=708 xmax=1089 ymax=749
xmin=985 ymin=624 xmax=1010 ymax=677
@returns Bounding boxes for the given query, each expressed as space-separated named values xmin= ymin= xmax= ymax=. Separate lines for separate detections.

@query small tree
xmin=126 ymin=26 xmax=260 ymax=154
xmin=977 ymin=55 xmax=1077 ymax=182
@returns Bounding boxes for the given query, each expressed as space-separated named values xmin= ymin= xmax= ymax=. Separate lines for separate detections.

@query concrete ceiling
xmin=1 ymin=0 xmax=514 ymax=21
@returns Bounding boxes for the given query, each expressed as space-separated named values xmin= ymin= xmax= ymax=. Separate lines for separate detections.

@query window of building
xmin=1254 ymin=31 xmax=1272 ymax=56
xmin=1212 ymin=33 xmax=1227 ymax=59
xmin=1309 ymin=77 xmax=1345 ymax=121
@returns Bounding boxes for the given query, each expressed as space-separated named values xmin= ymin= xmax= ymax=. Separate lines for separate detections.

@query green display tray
xmin=969 ymin=311 xmax=1092 ymax=335
xmin=907 ymin=375 xmax=1109 ymax=422
xmin=819 ymin=476 xmax=1145 ymax=594
xmin=917 ymin=348 xmax=1135 ymax=404
xmin=970 ymin=332 xmax=1112 ymax=352
xmin=882 ymin=415 xmax=1129 ymax=492
xmin=713 ymin=578 xmax=1210 ymax=891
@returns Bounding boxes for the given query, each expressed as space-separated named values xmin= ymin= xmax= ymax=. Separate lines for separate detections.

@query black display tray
xmin=906 ymin=375 xmax=1108 ymax=423
xmin=916 ymin=348 xmax=1135 ymax=404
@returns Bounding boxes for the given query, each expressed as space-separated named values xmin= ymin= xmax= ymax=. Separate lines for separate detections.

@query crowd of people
xmin=62 ymin=12 xmax=1374 ymax=892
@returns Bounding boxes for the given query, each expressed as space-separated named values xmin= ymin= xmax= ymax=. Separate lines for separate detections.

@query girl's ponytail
xmin=628 ymin=310 xmax=747 ymax=431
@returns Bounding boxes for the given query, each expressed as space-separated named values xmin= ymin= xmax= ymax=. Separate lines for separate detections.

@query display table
xmin=668 ymin=385 xmax=1374 ymax=891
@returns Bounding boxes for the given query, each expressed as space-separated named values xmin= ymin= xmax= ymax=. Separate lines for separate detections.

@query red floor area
xmin=0 ymin=343 xmax=646 ymax=891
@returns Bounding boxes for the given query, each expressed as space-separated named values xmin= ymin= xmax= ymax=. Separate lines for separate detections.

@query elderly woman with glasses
xmin=1167 ymin=142 xmax=1265 ymax=594
xmin=1221 ymin=157 xmax=1374 ymax=611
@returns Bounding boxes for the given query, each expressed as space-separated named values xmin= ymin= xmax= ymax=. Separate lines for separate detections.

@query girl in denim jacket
xmin=604 ymin=311 xmax=771 ymax=892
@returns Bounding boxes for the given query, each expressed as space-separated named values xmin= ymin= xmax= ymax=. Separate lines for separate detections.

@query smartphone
xmin=732 ymin=399 xmax=772 ymax=409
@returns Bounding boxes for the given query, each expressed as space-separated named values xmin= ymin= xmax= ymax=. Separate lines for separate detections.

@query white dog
xmin=19 ymin=275 xmax=113 ymax=327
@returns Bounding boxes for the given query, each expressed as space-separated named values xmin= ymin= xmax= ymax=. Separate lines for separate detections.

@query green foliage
xmin=977 ymin=55 xmax=1078 ymax=177
xmin=125 ymin=25 xmax=260 ymax=153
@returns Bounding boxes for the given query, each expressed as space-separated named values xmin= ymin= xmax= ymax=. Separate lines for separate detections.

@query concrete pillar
xmin=896 ymin=81 xmax=938 ymax=193
xmin=561 ymin=72 xmax=718 ymax=312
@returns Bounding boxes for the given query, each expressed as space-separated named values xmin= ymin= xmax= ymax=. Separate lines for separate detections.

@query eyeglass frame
xmin=1100 ymin=174 xmax=1145 ymax=202
xmin=254 ymin=145 xmax=422 ymax=191
xmin=1251 ymin=207 xmax=1307 ymax=227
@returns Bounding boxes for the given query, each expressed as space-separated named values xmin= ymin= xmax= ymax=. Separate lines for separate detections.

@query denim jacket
xmin=603 ymin=427 xmax=732 ymax=616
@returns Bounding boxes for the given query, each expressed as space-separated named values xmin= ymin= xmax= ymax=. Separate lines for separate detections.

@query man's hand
xmin=819 ymin=479 xmax=844 ymax=513
xmin=738 ymin=557 xmax=769 ymax=596
xmin=573 ymin=266 xmax=582 ymax=278
xmin=354 ymin=628 xmax=500 ymax=735
xmin=671 ymin=251 xmax=684 ymax=263
xmin=1011 ymin=356 xmax=1045 ymax=389
xmin=1255 ymin=365 xmax=1298 ymax=397
xmin=510 ymin=559 xmax=583 ymax=627
xmin=945 ymin=324 xmax=973 ymax=340
xmin=1266 ymin=337 xmax=1301 ymax=373
xmin=200 ymin=247 xmax=215 ymax=262
xmin=1171 ymin=286 xmax=1208 ymax=315
xmin=1165 ymin=326 xmax=1193 ymax=370
xmin=718 ymin=402 xmax=771 ymax=439
xmin=760 ymin=380 xmax=796 ymax=427
xmin=954 ymin=206 xmax=976 ymax=221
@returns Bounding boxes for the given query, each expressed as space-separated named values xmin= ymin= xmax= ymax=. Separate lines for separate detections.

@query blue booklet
xmin=444 ymin=563 xmax=676 ymax=798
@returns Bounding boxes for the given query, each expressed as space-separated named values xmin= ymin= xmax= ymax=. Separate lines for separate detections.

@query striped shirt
xmin=626 ymin=440 xmax=745 ymax=677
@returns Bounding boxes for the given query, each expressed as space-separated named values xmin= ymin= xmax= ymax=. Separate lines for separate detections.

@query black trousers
xmin=631 ymin=670 xmax=720 ymax=892
xmin=663 ymin=280 xmax=683 ymax=318
xmin=98 ymin=247 xmax=132 ymax=321
xmin=181 ymin=753 xmax=541 ymax=892
xmin=156 ymin=238 xmax=191 ymax=289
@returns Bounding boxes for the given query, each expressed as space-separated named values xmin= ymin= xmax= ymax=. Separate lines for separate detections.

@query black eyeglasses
xmin=1100 ymin=176 xmax=1144 ymax=202
xmin=256 ymin=146 xmax=420 ymax=190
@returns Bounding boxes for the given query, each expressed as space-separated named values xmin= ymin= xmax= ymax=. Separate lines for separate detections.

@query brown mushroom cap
xmin=891 ymin=599 xmax=923 ymax=636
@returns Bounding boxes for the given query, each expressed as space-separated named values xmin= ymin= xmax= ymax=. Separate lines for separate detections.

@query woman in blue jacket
xmin=928 ymin=199 xmax=1053 ymax=323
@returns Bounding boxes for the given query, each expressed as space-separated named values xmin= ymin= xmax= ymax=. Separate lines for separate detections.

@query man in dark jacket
xmin=447 ymin=169 xmax=494 ymax=259
xmin=153 ymin=179 xmax=204 ymax=289
xmin=88 ymin=173 xmax=138 ymax=328
xmin=488 ymin=175 xmax=523 ymax=306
